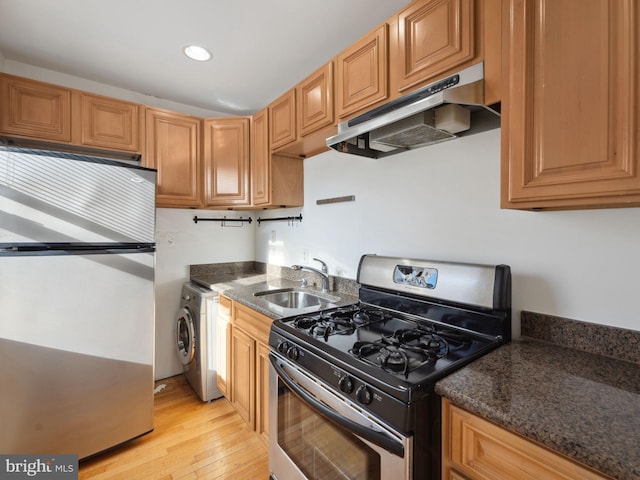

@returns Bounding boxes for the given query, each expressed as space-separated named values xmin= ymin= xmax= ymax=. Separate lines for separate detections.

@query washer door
xmin=176 ymin=307 xmax=196 ymax=365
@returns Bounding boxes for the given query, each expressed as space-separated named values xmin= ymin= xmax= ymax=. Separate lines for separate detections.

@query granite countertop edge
xmin=435 ymin=337 xmax=640 ymax=480
xmin=190 ymin=268 xmax=359 ymax=320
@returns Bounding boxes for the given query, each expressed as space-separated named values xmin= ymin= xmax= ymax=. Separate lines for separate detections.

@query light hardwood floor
xmin=79 ymin=374 xmax=269 ymax=480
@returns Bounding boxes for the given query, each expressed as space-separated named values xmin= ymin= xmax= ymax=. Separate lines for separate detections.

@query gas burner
xmin=288 ymin=304 xmax=392 ymax=340
xmin=351 ymin=340 xmax=438 ymax=377
xmin=293 ymin=316 xmax=318 ymax=329
xmin=311 ymin=317 xmax=356 ymax=341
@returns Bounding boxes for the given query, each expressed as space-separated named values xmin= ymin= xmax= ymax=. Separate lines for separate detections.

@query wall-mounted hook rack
xmin=193 ymin=216 xmax=252 ymax=227
xmin=256 ymin=214 xmax=302 ymax=226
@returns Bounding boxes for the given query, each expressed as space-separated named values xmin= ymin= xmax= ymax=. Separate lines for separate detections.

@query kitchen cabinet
xmin=336 ymin=24 xmax=388 ymax=120
xmin=1 ymin=74 xmax=72 ymax=143
xmin=230 ymin=324 xmax=255 ymax=426
xmin=0 ymin=74 xmax=144 ymax=155
xmin=230 ymin=301 xmax=273 ymax=446
xmin=269 ymin=89 xmax=297 ymax=151
xmin=76 ymin=93 xmax=143 ymax=153
xmin=298 ymin=62 xmax=334 ymax=137
xmin=501 ymin=0 xmax=640 ymax=210
xmin=251 ymin=108 xmax=304 ymax=208
xmin=216 ymin=295 xmax=233 ymax=398
xmin=145 ymin=108 xmax=202 ymax=208
xmin=203 ymin=117 xmax=250 ymax=207
xmin=442 ymin=399 xmax=611 ymax=480
xmin=268 ymin=62 xmax=336 ymax=159
xmin=256 ymin=341 xmax=270 ymax=446
xmin=391 ymin=0 xmax=502 ymax=104
xmin=395 ymin=0 xmax=475 ymax=94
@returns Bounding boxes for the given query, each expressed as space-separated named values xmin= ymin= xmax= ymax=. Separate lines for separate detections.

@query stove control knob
xmin=338 ymin=375 xmax=355 ymax=394
xmin=356 ymin=385 xmax=373 ymax=405
xmin=286 ymin=346 xmax=299 ymax=361
xmin=277 ymin=341 xmax=289 ymax=354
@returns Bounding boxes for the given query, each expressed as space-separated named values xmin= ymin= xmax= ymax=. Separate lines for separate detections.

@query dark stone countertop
xmin=435 ymin=337 xmax=640 ymax=480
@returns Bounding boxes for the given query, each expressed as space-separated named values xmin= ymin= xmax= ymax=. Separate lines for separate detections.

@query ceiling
xmin=0 ymin=0 xmax=409 ymax=115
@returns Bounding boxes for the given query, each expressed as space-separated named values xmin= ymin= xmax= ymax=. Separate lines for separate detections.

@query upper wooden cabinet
xmin=203 ymin=117 xmax=250 ymax=207
xmin=77 ymin=93 xmax=143 ymax=153
xmin=251 ymin=108 xmax=304 ymax=208
xmin=336 ymin=24 xmax=389 ymax=119
xmin=0 ymin=74 xmax=72 ymax=142
xmin=268 ymin=62 xmax=336 ymax=159
xmin=145 ymin=108 xmax=202 ymax=208
xmin=501 ymin=0 xmax=640 ymax=210
xmin=0 ymin=74 xmax=145 ymax=155
xmin=269 ymin=89 xmax=296 ymax=151
xmin=395 ymin=0 xmax=474 ymax=94
xmin=251 ymin=108 xmax=270 ymax=205
xmin=298 ymin=62 xmax=334 ymax=137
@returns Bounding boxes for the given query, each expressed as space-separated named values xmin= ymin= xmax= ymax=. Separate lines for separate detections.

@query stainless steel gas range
xmin=268 ymin=255 xmax=511 ymax=480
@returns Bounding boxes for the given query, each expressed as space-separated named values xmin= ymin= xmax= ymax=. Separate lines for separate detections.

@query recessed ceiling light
xmin=183 ymin=45 xmax=212 ymax=62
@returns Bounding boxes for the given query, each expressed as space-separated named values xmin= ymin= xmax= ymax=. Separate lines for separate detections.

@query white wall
xmin=255 ymin=129 xmax=640 ymax=336
xmin=155 ymin=208 xmax=255 ymax=379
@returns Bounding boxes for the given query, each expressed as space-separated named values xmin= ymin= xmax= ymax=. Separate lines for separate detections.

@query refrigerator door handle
xmin=0 ymin=242 xmax=155 ymax=256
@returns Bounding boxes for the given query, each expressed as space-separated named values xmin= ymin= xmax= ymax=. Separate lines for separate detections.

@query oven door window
xmin=278 ymin=382 xmax=381 ymax=480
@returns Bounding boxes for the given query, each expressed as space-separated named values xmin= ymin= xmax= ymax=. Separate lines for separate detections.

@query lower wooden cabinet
xmin=216 ymin=295 xmax=233 ymax=397
xmin=256 ymin=341 xmax=271 ymax=446
xmin=442 ymin=398 xmax=611 ymax=480
xmin=230 ymin=325 xmax=255 ymax=426
xmin=228 ymin=299 xmax=272 ymax=446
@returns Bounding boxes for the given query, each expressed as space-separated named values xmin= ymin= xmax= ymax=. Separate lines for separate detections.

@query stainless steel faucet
xmin=291 ymin=258 xmax=330 ymax=293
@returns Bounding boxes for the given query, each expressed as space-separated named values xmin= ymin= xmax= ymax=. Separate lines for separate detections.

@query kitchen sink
xmin=254 ymin=288 xmax=339 ymax=312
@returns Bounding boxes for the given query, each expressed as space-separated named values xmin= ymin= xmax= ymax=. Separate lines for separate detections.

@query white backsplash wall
xmin=255 ymin=128 xmax=640 ymax=336
xmin=155 ymin=208 xmax=255 ymax=380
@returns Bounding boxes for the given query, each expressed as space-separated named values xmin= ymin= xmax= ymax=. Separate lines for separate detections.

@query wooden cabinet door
xmin=336 ymin=24 xmax=388 ymax=119
xmin=203 ymin=117 xmax=250 ymax=207
xmin=216 ymin=295 xmax=233 ymax=398
xmin=230 ymin=326 xmax=255 ymax=428
xmin=251 ymin=108 xmax=270 ymax=206
xmin=0 ymin=74 xmax=72 ymax=142
xmin=396 ymin=0 xmax=474 ymax=93
xmin=501 ymin=0 xmax=640 ymax=210
xmin=252 ymin=109 xmax=304 ymax=208
xmin=256 ymin=341 xmax=270 ymax=447
xmin=298 ymin=62 xmax=334 ymax=136
xmin=145 ymin=108 xmax=201 ymax=207
xmin=78 ymin=93 xmax=142 ymax=153
xmin=269 ymin=89 xmax=296 ymax=150
xmin=443 ymin=399 xmax=610 ymax=480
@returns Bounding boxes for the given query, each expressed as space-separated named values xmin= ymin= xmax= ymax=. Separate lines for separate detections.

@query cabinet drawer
xmin=232 ymin=302 xmax=272 ymax=344
xmin=444 ymin=400 xmax=610 ymax=480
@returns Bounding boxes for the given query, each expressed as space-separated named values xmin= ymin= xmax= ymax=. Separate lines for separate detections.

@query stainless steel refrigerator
xmin=0 ymin=145 xmax=156 ymax=459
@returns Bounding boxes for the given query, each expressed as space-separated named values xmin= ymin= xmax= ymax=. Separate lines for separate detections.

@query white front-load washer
xmin=176 ymin=282 xmax=222 ymax=402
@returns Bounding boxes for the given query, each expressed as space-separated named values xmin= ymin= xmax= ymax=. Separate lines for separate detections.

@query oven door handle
xmin=270 ymin=354 xmax=404 ymax=457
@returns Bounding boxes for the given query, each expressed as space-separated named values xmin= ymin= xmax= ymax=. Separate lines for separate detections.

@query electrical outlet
xmin=270 ymin=230 xmax=277 ymax=242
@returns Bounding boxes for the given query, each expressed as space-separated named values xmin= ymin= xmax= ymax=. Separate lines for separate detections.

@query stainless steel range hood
xmin=326 ymin=62 xmax=500 ymax=158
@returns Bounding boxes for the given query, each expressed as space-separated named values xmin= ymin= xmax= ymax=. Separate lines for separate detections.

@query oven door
xmin=269 ymin=351 xmax=412 ymax=480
